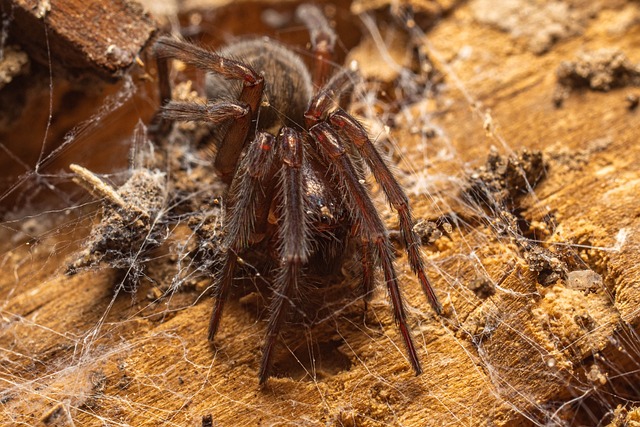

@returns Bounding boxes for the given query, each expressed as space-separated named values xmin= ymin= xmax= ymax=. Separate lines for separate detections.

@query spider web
xmin=1 ymin=1 xmax=640 ymax=426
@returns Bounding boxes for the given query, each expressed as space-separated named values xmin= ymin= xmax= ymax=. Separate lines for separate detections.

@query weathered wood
xmin=1 ymin=0 xmax=157 ymax=79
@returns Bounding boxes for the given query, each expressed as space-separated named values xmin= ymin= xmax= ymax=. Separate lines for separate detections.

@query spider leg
xmin=359 ymin=240 xmax=376 ymax=312
xmin=154 ymin=37 xmax=264 ymax=112
xmin=296 ymin=4 xmax=336 ymax=88
xmin=304 ymin=67 xmax=359 ymax=128
xmin=154 ymin=37 xmax=265 ymax=181
xmin=310 ymin=123 xmax=423 ymax=375
xmin=148 ymin=51 xmax=173 ymax=137
xmin=351 ymin=222 xmax=376 ymax=308
xmin=156 ymin=55 xmax=172 ymax=108
xmin=328 ymin=109 xmax=443 ymax=314
xmin=160 ymin=100 xmax=250 ymax=126
xmin=259 ymin=128 xmax=309 ymax=384
xmin=209 ymin=132 xmax=277 ymax=341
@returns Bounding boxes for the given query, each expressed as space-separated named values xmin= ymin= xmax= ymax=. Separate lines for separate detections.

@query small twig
xmin=69 ymin=163 xmax=127 ymax=210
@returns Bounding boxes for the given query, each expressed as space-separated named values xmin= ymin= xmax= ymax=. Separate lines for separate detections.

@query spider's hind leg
xmin=296 ymin=3 xmax=337 ymax=88
xmin=148 ymin=51 xmax=173 ymax=138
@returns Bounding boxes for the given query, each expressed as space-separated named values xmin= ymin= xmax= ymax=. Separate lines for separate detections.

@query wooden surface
xmin=1 ymin=0 xmax=640 ymax=426
xmin=1 ymin=0 xmax=156 ymax=79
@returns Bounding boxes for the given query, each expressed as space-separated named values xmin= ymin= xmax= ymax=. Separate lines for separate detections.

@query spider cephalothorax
xmin=153 ymin=4 xmax=441 ymax=384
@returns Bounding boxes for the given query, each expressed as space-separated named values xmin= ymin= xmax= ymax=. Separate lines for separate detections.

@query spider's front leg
xmin=153 ymin=37 xmax=265 ymax=182
xmin=258 ymin=128 xmax=309 ymax=384
xmin=328 ymin=109 xmax=442 ymax=314
xmin=208 ymin=132 xmax=277 ymax=341
xmin=304 ymin=67 xmax=357 ymax=129
xmin=310 ymin=123 xmax=423 ymax=375
xmin=160 ymin=100 xmax=250 ymax=129
xmin=159 ymin=100 xmax=253 ymax=183
xmin=305 ymin=67 xmax=442 ymax=314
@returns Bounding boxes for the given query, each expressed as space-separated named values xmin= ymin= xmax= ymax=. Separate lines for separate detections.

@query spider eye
xmin=319 ymin=205 xmax=333 ymax=222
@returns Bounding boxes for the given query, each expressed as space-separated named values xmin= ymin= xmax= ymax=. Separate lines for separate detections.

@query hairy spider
xmin=153 ymin=4 xmax=442 ymax=384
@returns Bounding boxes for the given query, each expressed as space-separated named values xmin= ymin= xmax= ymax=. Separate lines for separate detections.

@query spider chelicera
xmin=153 ymin=4 xmax=442 ymax=384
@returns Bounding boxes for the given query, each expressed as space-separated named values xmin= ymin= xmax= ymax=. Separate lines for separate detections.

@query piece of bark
xmin=0 ymin=0 xmax=157 ymax=80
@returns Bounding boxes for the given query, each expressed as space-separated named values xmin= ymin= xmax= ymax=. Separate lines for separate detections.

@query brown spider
xmin=153 ymin=4 xmax=442 ymax=384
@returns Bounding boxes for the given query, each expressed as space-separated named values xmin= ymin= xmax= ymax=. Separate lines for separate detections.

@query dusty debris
xmin=522 ymin=241 xmax=568 ymax=285
xmin=66 ymin=163 xmax=168 ymax=287
xmin=468 ymin=277 xmax=496 ymax=299
xmin=462 ymin=149 xmax=572 ymax=285
xmin=546 ymin=136 xmax=613 ymax=173
xmin=463 ymin=148 xmax=545 ymax=211
xmin=553 ymin=49 xmax=640 ymax=106
xmin=627 ymin=92 xmax=640 ymax=110
xmin=66 ymin=114 xmax=227 ymax=293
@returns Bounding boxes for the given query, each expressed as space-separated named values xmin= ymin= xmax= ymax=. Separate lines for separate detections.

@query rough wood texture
xmin=1 ymin=0 xmax=156 ymax=79
xmin=1 ymin=0 xmax=640 ymax=426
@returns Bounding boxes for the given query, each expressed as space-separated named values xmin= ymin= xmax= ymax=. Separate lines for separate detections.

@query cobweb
xmin=1 ymin=1 xmax=639 ymax=426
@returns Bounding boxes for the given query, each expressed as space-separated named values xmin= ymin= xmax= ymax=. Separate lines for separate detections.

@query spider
xmin=152 ymin=4 xmax=442 ymax=384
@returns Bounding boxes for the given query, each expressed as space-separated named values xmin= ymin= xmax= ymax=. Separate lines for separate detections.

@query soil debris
xmin=553 ymin=49 xmax=640 ymax=106
xmin=66 ymin=164 xmax=168 ymax=288
xmin=463 ymin=148 xmax=545 ymax=211
xmin=462 ymin=149 xmax=570 ymax=285
xmin=626 ymin=92 xmax=639 ymax=110
xmin=522 ymin=242 xmax=568 ymax=285
xmin=468 ymin=277 xmax=496 ymax=299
